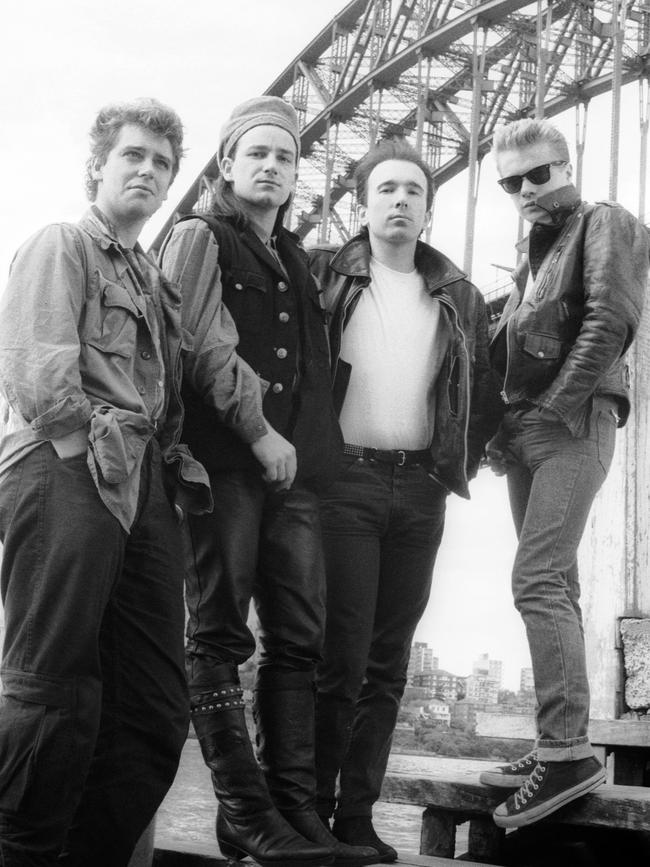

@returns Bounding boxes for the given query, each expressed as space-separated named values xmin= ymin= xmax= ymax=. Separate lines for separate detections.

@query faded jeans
xmin=315 ymin=456 xmax=447 ymax=819
xmin=499 ymin=396 xmax=617 ymax=761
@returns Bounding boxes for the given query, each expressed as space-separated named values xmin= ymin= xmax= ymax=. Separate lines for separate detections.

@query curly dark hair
xmin=85 ymin=97 xmax=184 ymax=201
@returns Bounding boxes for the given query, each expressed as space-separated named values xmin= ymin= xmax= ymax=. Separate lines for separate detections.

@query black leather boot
xmin=333 ymin=817 xmax=397 ymax=864
xmin=191 ymin=664 xmax=333 ymax=867
xmin=254 ymin=669 xmax=379 ymax=867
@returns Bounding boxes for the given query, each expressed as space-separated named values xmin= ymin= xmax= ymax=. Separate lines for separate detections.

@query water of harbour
xmin=158 ymin=740 xmax=493 ymax=857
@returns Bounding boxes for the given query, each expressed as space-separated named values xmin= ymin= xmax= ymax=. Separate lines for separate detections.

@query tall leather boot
xmin=254 ymin=668 xmax=378 ymax=866
xmin=190 ymin=663 xmax=333 ymax=867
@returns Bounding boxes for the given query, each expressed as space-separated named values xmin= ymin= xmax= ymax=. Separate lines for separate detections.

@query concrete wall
xmin=580 ymin=283 xmax=650 ymax=719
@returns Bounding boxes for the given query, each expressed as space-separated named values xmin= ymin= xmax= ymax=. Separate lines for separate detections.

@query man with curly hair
xmin=0 ymin=98 xmax=211 ymax=867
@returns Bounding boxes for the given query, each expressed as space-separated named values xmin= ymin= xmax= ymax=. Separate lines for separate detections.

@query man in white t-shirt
xmin=308 ymin=139 xmax=500 ymax=860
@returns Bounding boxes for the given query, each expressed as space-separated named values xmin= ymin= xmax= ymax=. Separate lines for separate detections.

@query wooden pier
xmin=152 ymin=838 xmax=479 ymax=866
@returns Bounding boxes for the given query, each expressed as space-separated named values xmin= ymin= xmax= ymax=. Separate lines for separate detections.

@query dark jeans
xmin=0 ymin=442 xmax=188 ymax=867
xmin=500 ymin=397 xmax=617 ymax=760
xmin=315 ymin=457 xmax=447 ymax=819
xmin=184 ymin=471 xmax=325 ymax=694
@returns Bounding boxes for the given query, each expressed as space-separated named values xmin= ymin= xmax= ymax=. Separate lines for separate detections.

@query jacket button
xmin=278 ymin=312 xmax=290 ymax=322
xmin=137 ymin=385 xmax=146 ymax=394
xmin=272 ymin=383 xmax=284 ymax=394
xmin=276 ymin=348 xmax=287 ymax=359
xmin=277 ymin=281 xmax=288 ymax=292
xmin=537 ymin=351 xmax=545 ymax=358
xmin=234 ymin=283 xmax=244 ymax=291
xmin=141 ymin=350 xmax=151 ymax=360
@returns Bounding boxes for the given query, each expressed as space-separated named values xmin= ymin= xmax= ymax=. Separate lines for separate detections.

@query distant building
xmin=450 ymin=698 xmax=490 ymax=732
xmin=402 ymin=684 xmax=431 ymax=703
xmin=520 ymin=667 xmax=535 ymax=693
xmin=413 ymin=668 xmax=466 ymax=702
xmin=419 ymin=697 xmax=451 ymax=726
xmin=407 ymin=641 xmax=438 ymax=685
xmin=465 ymin=653 xmax=502 ymax=705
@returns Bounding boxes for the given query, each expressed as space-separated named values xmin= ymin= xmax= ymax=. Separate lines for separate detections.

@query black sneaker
xmin=480 ymin=750 xmax=539 ymax=788
xmin=333 ymin=817 xmax=396 ymax=863
xmin=493 ymin=756 xmax=606 ymax=828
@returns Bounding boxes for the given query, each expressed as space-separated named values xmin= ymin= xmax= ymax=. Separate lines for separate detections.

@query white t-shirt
xmin=339 ymin=256 xmax=448 ymax=450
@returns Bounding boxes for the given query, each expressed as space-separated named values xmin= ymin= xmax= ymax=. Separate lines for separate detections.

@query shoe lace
xmin=513 ymin=750 xmax=538 ymax=770
xmin=513 ymin=762 xmax=546 ymax=810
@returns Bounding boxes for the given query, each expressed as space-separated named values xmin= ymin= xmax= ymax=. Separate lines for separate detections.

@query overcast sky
xmin=2 ymin=1 xmax=646 ymax=688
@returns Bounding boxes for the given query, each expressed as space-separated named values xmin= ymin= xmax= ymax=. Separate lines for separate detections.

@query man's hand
xmin=51 ymin=428 xmax=88 ymax=459
xmin=485 ymin=436 xmax=511 ymax=477
xmin=250 ymin=425 xmax=297 ymax=491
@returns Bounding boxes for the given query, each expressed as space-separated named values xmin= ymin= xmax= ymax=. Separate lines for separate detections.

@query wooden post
xmin=580 ymin=283 xmax=650 ymax=720
xmin=420 ymin=807 xmax=456 ymax=857
xmin=467 ymin=817 xmax=505 ymax=863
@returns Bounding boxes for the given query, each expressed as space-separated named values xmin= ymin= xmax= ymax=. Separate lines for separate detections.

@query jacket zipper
xmin=500 ymin=315 xmax=514 ymax=405
xmin=438 ymin=296 xmax=470 ymax=488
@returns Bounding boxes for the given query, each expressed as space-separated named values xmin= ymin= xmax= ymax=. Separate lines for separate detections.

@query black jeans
xmin=184 ymin=470 xmax=325 ymax=693
xmin=0 ymin=442 xmax=188 ymax=867
xmin=315 ymin=457 xmax=447 ymax=819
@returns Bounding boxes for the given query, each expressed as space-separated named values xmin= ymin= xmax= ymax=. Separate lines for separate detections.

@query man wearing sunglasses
xmin=480 ymin=118 xmax=649 ymax=828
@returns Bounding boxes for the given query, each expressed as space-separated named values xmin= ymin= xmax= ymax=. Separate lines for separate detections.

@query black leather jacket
xmin=490 ymin=185 xmax=649 ymax=435
xmin=308 ymin=234 xmax=501 ymax=499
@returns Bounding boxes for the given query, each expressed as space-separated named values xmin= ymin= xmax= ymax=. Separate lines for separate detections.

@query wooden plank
xmin=475 ymin=715 xmax=650 ymax=748
xmin=591 ymin=719 xmax=650 ymax=748
xmin=382 ymin=772 xmax=650 ymax=831
xmin=153 ymin=837 xmax=483 ymax=866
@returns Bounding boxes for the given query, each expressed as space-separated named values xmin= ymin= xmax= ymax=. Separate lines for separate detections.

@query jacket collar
xmin=236 ymin=221 xmax=305 ymax=280
xmin=327 ymin=233 xmax=467 ymax=294
xmin=515 ymin=185 xmax=582 ymax=255
xmin=79 ymin=206 xmax=146 ymax=256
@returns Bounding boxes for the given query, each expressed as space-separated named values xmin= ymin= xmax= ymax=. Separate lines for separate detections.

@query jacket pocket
xmin=224 ymin=268 xmax=267 ymax=334
xmin=521 ymin=331 xmax=563 ymax=361
xmin=83 ymin=278 xmax=143 ymax=358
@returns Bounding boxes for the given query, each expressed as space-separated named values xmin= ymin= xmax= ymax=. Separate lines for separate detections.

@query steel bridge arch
xmin=154 ymin=0 xmax=650 ymax=273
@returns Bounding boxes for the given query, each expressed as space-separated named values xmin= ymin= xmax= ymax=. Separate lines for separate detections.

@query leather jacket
xmin=308 ymin=234 xmax=501 ymax=499
xmin=490 ymin=185 xmax=649 ymax=435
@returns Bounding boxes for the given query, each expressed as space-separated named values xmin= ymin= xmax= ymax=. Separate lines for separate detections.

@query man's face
xmin=359 ymin=159 xmax=430 ymax=246
xmin=221 ymin=125 xmax=297 ymax=213
xmin=93 ymin=123 xmax=174 ymax=229
xmin=497 ymin=142 xmax=572 ymax=225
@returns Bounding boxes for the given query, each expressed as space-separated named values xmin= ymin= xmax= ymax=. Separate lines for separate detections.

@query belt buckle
xmin=396 ymin=450 xmax=406 ymax=467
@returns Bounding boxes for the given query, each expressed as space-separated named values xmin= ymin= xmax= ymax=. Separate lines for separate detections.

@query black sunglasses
xmin=497 ymin=160 xmax=567 ymax=194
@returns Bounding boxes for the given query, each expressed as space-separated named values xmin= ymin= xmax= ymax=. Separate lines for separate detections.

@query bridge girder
xmin=153 ymin=0 xmax=650 ymax=250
